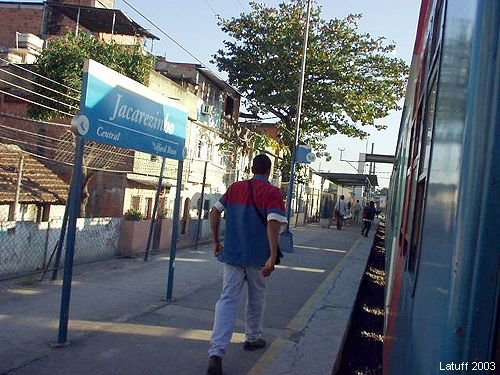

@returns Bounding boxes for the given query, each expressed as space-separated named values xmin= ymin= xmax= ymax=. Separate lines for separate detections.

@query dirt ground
xmin=336 ymin=222 xmax=386 ymax=374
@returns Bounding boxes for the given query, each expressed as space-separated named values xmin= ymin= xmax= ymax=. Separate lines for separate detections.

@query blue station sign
xmin=73 ymin=59 xmax=187 ymax=160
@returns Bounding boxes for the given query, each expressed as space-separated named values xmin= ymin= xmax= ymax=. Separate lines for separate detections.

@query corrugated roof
xmin=0 ymin=144 xmax=69 ymax=204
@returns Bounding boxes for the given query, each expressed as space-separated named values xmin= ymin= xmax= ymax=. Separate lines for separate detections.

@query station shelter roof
xmin=315 ymin=172 xmax=378 ymax=187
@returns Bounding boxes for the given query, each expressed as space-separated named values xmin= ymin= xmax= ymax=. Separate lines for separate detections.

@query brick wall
xmin=86 ymin=171 xmax=127 ymax=217
xmin=0 ymin=8 xmax=44 ymax=48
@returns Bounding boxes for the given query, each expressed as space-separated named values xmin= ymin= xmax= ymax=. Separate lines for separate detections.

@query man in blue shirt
xmin=207 ymin=154 xmax=287 ymax=375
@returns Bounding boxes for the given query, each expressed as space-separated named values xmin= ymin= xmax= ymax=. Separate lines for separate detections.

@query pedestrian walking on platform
xmin=353 ymin=200 xmax=362 ymax=223
xmin=334 ymin=195 xmax=347 ymax=230
xmin=361 ymin=201 xmax=377 ymax=237
xmin=207 ymin=154 xmax=287 ymax=375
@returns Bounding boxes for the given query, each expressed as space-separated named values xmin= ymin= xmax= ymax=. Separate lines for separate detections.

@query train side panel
xmin=384 ymin=0 xmax=499 ymax=373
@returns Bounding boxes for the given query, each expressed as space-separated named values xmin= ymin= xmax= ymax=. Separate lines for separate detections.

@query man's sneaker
xmin=207 ymin=355 xmax=222 ymax=375
xmin=243 ymin=338 xmax=266 ymax=351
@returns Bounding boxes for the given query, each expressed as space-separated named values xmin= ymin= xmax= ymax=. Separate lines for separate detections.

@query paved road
xmin=0 ymin=222 xmax=374 ymax=375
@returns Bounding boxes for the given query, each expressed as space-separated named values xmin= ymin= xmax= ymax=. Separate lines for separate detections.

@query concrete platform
xmin=0 ymin=221 xmax=375 ymax=375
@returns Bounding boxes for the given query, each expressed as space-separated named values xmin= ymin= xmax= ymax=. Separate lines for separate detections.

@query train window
xmin=408 ymin=179 xmax=425 ymax=273
xmin=430 ymin=0 xmax=445 ymax=66
xmin=419 ymin=80 xmax=437 ymax=177
xmin=407 ymin=78 xmax=437 ymax=282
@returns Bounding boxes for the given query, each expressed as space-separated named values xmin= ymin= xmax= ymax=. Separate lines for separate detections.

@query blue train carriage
xmin=384 ymin=0 xmax=499 ymax=374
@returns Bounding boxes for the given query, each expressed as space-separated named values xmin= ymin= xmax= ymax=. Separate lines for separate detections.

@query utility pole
xmin=285 ymin=0 xmax=313 ymax=227
xmin=12 ymin=154 xmax=24 ymax=221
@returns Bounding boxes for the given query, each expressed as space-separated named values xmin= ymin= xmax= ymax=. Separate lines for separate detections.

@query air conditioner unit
xmin=16 ymin=33 xmax=44 ymax=52
xmin=201 ymin=104 xmax=211 ymax=115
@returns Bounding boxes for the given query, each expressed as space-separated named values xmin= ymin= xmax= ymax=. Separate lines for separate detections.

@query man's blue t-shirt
xmin=213 ymin=176 xmax=287 ymax=267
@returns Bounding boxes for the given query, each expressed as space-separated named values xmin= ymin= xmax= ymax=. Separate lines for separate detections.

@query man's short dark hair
xmin=251 ymin=154 xmax=272 ymax=175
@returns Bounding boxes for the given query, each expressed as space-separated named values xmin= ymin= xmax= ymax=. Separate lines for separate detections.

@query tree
xmin=28 ymin=32 xmax=156 ymax=120
xmin=212 ymin=0 xmax=409 ymax=174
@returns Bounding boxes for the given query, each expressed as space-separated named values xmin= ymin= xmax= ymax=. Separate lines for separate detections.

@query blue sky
xmin=113 ymin=0 xmax=421 ymax=188
xmin=11 ymin=0 xmax=421 ymax=187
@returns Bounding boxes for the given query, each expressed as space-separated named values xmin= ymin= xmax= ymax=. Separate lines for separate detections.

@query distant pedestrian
xmin=334 ymin=195 xmax=347 ymax=230
xmin=207 ymin=154 xmax=287 ymax=375
xmin=361 ymin=201 xmax=377 ymax=237
xmin=353 ymin=200 xmax=362 ymax=223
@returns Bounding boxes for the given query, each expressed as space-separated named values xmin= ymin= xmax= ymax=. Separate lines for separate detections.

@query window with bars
xmin=131 ymin=196 xmax=141 ymax=211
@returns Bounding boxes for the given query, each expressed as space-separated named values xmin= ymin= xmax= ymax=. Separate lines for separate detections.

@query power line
xmin=0 ymin=112 xmax=70 ymax=128
xmin=0 ymin=133 xmax=71 ymax=155
xmin=0 ymin=89 xmax=74 ymax=117
xmin=119 ymin=0 xmax=288 ymax=134
xmin=0 ymin=65 xmax=81 ymax=103
xmin=0 ymin=77 xmax=79 ymax=111
xmin=0 ymin=56 xmax=80 ymax=95
xmin=202 ymin=0 xmax=219 ymax=16
xmin=120 ymin=0 xmax=208 ymax=69
xmin=0 ymin=120 xmax=165 ymax=166
xmin=236 ymin=0 xmax=248 ymax=13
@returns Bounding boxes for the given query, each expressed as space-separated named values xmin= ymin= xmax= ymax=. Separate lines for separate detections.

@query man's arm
xmin=262 ymin=219 xmax=281 ymax=277
xmin=209 ymin=207 xmax=223 ymax=256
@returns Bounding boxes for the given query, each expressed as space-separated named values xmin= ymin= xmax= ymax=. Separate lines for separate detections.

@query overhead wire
xmin=119 ymin=0 xmax=285 ymax=126
xmin=236 ymin=0 xmax=248 ymax=13
xmin=202 ymin=0 xmax=219 ymax=16
xmin=0 ymin=1 xmax=286 ymax=171
xmin=0 ymin=111 xmax=70 ymax=128
xmin=0 ymin=88 xmax=74 ymax=117
xmin=0 ymin=56 xmax=80 ymax=95
xmin=0 ymin=133 xmax=72 ymax=156
xmin=118 ymin=0 xmax=291 ymax=143
xmin=0 ymin=77 xmax=79 ymax=111
xmin=0 ymin=120 xmax=201 ymax=168
xmin=0 ymin=123 xmax=143 ymax=166
xmin=0 ymin=65 xmax=81 ymax=103
xmin=1 ymin=130 xmax=236 ymax=179
xmin=120 ymin=0 xmax=208 ymax=72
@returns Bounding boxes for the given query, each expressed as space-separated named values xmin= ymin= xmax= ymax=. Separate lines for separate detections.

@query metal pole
xmin=12 ymin=154 xmax=24 ymax=221
xmin=144 ymin=157 xmax=166 ymax=261
xmin=75 ymin=7 xmax=80 ymax=36
xmin=55 ymin=136 xmax=84 ymax=346
xmin=370 ymin=143 xmax=374 ymax=175
xmin=285 ymin=0 xmax=313 ymax=229
xmin=194 ymin=160 xmax=208 ymax=249
xmin=166 ymin=160 xmax=184 ymax=302
xmin=51 ymin=194 xmax=70 ymax=280
xmin=111 ymin=11 xmax=116 ymax=38
xmin=43 ymin=219 xmax=51 ymax=268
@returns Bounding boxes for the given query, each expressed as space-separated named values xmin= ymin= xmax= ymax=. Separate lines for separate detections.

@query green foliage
xmin=212 ymin=0 xmax=409 ymax=170
xmin=124 ymin=208 xmax=143 ymax=221
xmin=28 ymin=32 xmax=156 ymax=120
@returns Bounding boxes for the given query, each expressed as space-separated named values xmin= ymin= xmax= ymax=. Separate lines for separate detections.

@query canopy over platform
xmin=316 ymin=172 xmax=378 ymax=187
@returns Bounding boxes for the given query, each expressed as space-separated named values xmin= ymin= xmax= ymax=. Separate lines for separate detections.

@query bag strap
xmin=248 ymin=180 xmax=267 ymax=225
xmin=249 ymin=180 xmax=283 ymax=263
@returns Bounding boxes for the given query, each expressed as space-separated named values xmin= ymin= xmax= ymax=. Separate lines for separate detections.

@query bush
xmin=124 ymin=209 xmax=143 ymax=221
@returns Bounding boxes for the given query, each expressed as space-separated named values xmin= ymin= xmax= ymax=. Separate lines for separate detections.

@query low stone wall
xmin=0 ymin=218 xmax=121 ymax=278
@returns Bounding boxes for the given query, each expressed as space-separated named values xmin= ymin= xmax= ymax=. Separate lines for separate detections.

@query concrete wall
xmin=0 ymin=215 xmax=225 ymax=278
xmin=0 ymin=217 xmax=120 ymax=277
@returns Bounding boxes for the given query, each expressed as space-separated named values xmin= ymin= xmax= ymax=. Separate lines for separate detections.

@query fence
xmin=0 ymin=215 xmax=224 ymax=280
xmin=0 ymin=217 xmax=120 ymax=279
